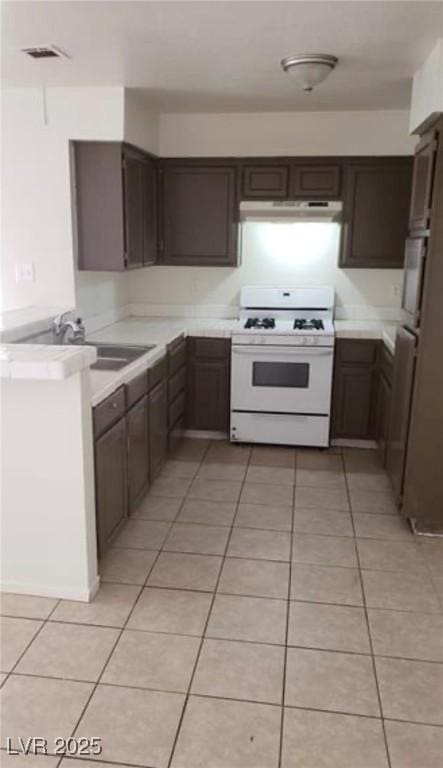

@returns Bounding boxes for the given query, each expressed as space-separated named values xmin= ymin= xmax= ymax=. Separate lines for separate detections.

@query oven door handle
xmin=232 ymin=346 xmax=333 ymax=357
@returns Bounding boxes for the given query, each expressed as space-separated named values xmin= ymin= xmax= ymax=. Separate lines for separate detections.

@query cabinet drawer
xmin=292 ymin=164 xmax=341 ymax=198
xmin=336 ymin=339 xmax=378 ymax=365
xmin=168 ymin=338 xmax=186 ymax=375
xmin=125 ymin=371 xmax=149 ymax=409
xmin=93 ymin=387 xmax=126 ymax=438
xmin=169 ymin=365 xmax=186 ymax=402
xmin=169 ymin=391 xmax=186 ymax=428
xmin=378 ymin=343 xmax=394 ymax=386
xmin=189 ymin=337 xmax=230 ymax=360
xmin=149 ymin=356 xmax=167 ymax=390
xmin=242 ymin=164 xmax=289 ymax=199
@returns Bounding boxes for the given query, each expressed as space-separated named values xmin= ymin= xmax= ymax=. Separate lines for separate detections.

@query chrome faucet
xmin=53 ymin=311 xmax=86 ymax=344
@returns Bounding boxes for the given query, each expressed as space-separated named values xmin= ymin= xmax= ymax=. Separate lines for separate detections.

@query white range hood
xmin=240 ymin=199 xmax=342 ymax=223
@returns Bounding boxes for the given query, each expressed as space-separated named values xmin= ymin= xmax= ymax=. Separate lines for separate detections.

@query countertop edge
xmin=0 ymin=344 xmax=97 ymax=381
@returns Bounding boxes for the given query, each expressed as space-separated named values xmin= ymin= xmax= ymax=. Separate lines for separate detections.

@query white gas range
xmin=230 ymin=286 xmax=335 ymax=447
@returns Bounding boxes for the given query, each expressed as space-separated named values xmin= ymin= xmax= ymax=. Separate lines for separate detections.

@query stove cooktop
xmin=243 ymin=317 xmax=328 ymax=333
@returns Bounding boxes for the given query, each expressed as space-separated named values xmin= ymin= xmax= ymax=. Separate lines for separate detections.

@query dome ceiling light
xmin=281 ymin=53 xmax=338 ymax=92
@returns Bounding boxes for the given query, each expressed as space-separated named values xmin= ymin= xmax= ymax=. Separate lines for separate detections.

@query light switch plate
xmin=15 ymin=263 xmax=35 ymax=282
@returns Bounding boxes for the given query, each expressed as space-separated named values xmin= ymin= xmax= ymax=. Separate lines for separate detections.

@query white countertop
xmin=334 ymin=321 xmax=397 ymax=355
xmin=0 ymin=343 xmax=97 ymax=380
xmin=0 ymin=314 xmax=397 ymax=397
xmin=87 ymin=317 xmax=240 ymax=405
xmin=88 ymin=316 xmax=397 ymax=404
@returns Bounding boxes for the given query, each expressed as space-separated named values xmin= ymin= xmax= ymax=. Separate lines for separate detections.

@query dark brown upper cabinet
xmin=408 ymin=129 xmax=438 ymax=232
xmin=241 ymin=164 xmax=289 ymax=199
xmin=339 ymin=158 xmax=413 ymax=268
xmin=72 ymin=141 xmax=157 ymax=271
xmin=292 ymin=163 xmax=341 ymax=199
xmin=158 ymin=162 xmax=239 ymax=266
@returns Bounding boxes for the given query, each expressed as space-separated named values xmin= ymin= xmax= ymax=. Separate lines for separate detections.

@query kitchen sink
xmin=87 ymin=343 xmax=156 ymax=371
xmin=15 ymin=332 xmax=156 ymax=371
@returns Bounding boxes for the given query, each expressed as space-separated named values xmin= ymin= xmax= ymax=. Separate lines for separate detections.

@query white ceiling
xmin=2 ymin=1 xmax=443 ymax=112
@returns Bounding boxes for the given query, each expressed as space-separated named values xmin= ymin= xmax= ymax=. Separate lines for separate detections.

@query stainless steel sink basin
xmin=87 ymin=343 xmax=156 ymax=371
xmin=15 ymin=332 xmax=156 ymax=371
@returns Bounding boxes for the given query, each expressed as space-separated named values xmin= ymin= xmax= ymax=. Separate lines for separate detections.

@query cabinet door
xmin=143 ymin=157 xmax=157 ymax=266
xmin=292 ymin=164 xmax=341 ymax=199
xmin=340 ymin=160 xmax=412 ymax=268
xmin=375 ymin=372 xmax=391 ymax=467
xmin=332 ymin=366 xmax=376 ymax=439
xmin=409 ymin=130 xmax=438 ymax=232
xmin=387 ymin=328 xmax=417 ymax=503
xmin=149 ymin=380 xmax=168 ymax=481
xmin=72 ymin=141 xmax=126 ymax=271
xmin=159 ymin=164 xmax=238 ymax=265
xmin=127 ymin=395 xmax=149 ymax=513
xmin=123 ymin=149 xmax=145 ymax=268
xmin=187 ymin=360 xmax=230 ymax=431
xmin=187 ymin=338 xmax=230 ymax=432
xmin=242 ymin=164 xmax=289 ymax=199
xmin=95 ymin=418 xmax=128 ymax=557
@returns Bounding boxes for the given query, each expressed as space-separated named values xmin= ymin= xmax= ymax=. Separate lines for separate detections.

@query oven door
xmin=231 ymin=344 xmax=334 ymax=415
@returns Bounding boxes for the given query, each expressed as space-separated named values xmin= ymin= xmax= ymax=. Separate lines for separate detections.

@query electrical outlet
xmin=391 ymin=283 xmax=402 ymax=298
xmin=15 ymin=263 xmax=35 ymax=282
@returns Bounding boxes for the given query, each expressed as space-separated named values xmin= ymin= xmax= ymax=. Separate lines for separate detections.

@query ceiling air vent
xmin=21 ymin=45 xmax=69 ymax=59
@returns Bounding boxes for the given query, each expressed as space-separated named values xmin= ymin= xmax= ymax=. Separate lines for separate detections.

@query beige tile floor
xmin=1 ymin=439 xmax=443 ymax=768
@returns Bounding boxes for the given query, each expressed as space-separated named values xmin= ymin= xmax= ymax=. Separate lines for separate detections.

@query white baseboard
xmin=0 ymin=575 xmax=100 ymax=603
xmin=331 ymin=439 xmax=378 ymax=449
xmin=183 ymin=430 xmax=228 ymax=441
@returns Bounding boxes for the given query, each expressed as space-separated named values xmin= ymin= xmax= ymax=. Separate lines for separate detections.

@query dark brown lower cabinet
xmin=149 ymin=380 xmax=168 ymax=480
xmin=374 ymin=344 xmax=394 ymax=467
xmin=331 ymin=340 xmax=378 ymax=440
xmin=167 ymin=337 xmax=187 ymax=451
xmin=95 ymin=417 xmax=128 ymax=557
xmin=386 ymin=327 xmax=417 ymax=504
xmin=375 ymin=370 xmax=391 ymax=467
xmin=127 ymin=394 xmax=150 ymax=513
xmin=186 ymin=338 xmax=231 ymax=432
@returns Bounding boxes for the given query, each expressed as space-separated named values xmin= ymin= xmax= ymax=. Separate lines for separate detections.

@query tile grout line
xmin=2 ymin=597 xmax=62 ymax=691
xmin=2 ymin=598 xmax=65 ymax=767
xmin=67 ymin=443 xmax=215 ymax=760
xmin=62 ymin=526 xmax=169 ymax=762
xmin=414 ymin=538 xmax=443 ymax=615
xmin=277 ymin=449 xmax=297 ymax=768
xmin=165 ymin=441 xmax=252 ymax=768
xmin=4 ymin=445 xmax=442 ymax=765
xmin=342 ymin=453 xmax=393 ymax=768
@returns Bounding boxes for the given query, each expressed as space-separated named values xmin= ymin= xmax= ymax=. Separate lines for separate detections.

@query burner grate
xmin=293 ymin=318 xmax=324 ymax=331
xmin=244 ymin=318 xmax=276 ymax=329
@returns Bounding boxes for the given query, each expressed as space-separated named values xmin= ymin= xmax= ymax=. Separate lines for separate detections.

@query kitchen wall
xmin=1 ymin=86 xmax=125 ymax=312
xmin=124 ymin=89 xmax=159 ymax=154
xmin=159 ymin=110 xmax=416 ymax=157
xmin=74 ymin=271 xmax=129 ymax=332
xmin=410 ymin=38 xmax=443 ymax=133
xmin=1 ymin=94 xmax=413 ymax=323
xmin=129 ymin=222 xmax=403 ymax=320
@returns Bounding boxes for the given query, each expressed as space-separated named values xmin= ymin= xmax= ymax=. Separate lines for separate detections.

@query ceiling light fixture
xmin=281 ymin=53 xmax=338 ymax=92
